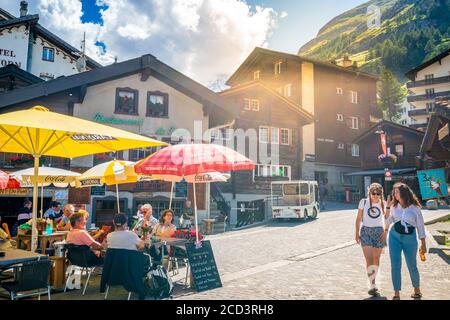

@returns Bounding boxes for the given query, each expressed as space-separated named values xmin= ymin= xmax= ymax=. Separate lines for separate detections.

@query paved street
xmin=15 ymin=205 xmax=449 ymax=301
xmin=175 ymin=206 xmax=450 ymax=300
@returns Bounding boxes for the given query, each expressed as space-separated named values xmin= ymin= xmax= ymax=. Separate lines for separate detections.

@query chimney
xmin=341 ymin=54 xmax=353 ymax=68
xmin=20 ymin=1 xmax=28 ymax=17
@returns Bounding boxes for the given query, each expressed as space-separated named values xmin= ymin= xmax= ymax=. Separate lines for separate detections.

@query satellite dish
xmin=76 ymin=56 xmax=87 ymax=72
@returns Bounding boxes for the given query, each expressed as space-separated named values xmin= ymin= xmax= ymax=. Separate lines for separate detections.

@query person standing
xmin=355 ymin=183 xmax=388 ymax=297
xmin=17 ymin=199 xmax=32 ymax=226
xmin=382 ymin=183 xmax=426 ymax=300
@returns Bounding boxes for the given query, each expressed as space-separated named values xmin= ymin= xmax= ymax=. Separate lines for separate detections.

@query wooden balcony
xmin=407 ymin=76 xmax=450 ymax=89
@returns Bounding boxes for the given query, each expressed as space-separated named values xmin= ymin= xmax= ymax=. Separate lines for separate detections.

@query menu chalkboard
xmin=185 ymin=240 xmax=222 ymax=292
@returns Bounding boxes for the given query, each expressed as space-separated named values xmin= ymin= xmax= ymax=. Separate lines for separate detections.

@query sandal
xmin=411 ymin=293 xmax=422 ymax=299
xmin=392 ymin=296 xmax=401 ymax=300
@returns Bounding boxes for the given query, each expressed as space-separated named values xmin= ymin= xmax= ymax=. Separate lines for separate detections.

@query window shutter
xmin=346 ymin=143 xmax=352 ymax=156
xmin=360 ymin=117 xmax=366 ymax=129
xmin=346 ymin=117 xmax=352 ymax=128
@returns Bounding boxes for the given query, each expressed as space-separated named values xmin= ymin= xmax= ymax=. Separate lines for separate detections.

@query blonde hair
xmin=367 ymin=183 xmax=385 ymax=215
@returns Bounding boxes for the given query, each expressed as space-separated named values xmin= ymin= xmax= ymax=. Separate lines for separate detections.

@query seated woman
xmin=152 ymin=209 xmax=177 ymax=238
xmin=148 ymin=209 xmax=177 ymax=265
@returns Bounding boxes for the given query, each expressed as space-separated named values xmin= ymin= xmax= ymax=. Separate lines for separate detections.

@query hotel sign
xmin=0 ymin=48 xmax=22 ymax=68
xmin=93 ymin=113 xmax=144 ymax=126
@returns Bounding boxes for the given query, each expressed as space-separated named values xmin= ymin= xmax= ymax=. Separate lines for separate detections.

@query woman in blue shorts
xmin=355 ymin=183 xmax=388 ymax=297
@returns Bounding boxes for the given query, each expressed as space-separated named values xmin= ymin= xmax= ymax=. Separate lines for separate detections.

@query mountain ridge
xmin=298 ymin=0 xmax=450 ymax=81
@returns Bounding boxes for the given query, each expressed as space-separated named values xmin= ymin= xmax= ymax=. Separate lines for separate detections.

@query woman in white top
xmin=383 ymin=183 xmax=426 ymax=300
xmin=355 ymin=183 xmax=388 ymax=297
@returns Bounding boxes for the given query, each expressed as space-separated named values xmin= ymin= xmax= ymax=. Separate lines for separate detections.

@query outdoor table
xmin=16 ymin=232 xmax=68 ymax=254
xmin=145 ymin=237 xmax=189 ymax=266
xmin=0 ymin=248 xmax=48 ymax=268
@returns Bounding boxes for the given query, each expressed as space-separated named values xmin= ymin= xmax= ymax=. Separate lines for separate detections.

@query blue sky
xmin=0 ymin=0 xmax=371 ymax=85
xmin=245 ymin=0 xmax=369 ymax=52
xmin=80 ymin=0 xmax=369 ymax=54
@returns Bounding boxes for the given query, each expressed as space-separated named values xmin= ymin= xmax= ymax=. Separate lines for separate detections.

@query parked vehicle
xmin=270 ymin=181 xmax=320 ymax=220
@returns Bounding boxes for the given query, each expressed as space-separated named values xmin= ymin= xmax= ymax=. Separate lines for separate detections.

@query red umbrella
xmin=0 ymin=170 xmax=21 ymax=190
xmin=134 ymin=144 xmax=254 ymax=176
xmin=135 ymin=144 xmax=255 ymax=243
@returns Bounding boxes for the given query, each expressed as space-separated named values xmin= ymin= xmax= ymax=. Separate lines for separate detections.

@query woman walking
xmin=382 ymin=183 xmax=426 ymax=300
xmin=355 ymin=183 xmax=388 ymax=297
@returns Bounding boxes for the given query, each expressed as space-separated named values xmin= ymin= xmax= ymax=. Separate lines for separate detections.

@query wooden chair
xmin=1 ymin=223 xmax=11 ymax=239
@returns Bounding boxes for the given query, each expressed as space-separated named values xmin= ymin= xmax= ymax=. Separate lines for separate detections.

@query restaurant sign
xmin=185 ymin=240 xmax=222 ymax=292
xmin=0 ymin=188 xmax=30 ymax=196
xmin=77 ymin=178 xmax=103 ymax=187
xmin=93 ymin=113 xmax=144 ymax=126
xmin=417 ymin=168 xmax=449 ymax=200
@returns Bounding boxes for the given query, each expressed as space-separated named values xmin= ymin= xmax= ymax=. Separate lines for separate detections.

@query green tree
xmin=377 ymin=69 xmax=407 ymax=122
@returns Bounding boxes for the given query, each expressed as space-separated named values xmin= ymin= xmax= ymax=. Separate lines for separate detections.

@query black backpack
xmin=146 ymin=265 xmax=174 ymax=300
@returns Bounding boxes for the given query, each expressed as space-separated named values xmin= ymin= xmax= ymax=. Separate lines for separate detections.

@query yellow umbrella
xmin=0 ymin=106 xmax=166 ymax=251
xmin=76 ymin=160 xmax=146 ymax=213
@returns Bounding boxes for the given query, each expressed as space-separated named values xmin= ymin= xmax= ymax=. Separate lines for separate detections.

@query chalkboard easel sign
xmin=185 ymin=240 xmax=222 ymax=292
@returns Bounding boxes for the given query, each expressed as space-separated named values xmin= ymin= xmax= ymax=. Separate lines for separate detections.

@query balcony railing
xmin=407 ymin=91 xmax=450 ymax=103
xmin=409 ymin=123 xmax=428 ymax=130
xmin=407 ymin=76 xmax=450 ymax=89
xmin=408 ymin=109 xmax=429 ymax=117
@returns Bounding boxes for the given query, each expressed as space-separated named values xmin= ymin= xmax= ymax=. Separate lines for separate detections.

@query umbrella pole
xmin=31 ymin=156 xmax=40 ymax=252
xmin=193 ymin=180 xmax=199 ymax=244
xmin=116 ymin=183 xmax=120 ymax=214
xmin=169 ymin=181 xmax=174 ymax=210
xmin=40 ymin=183 xmax=44 ymax=218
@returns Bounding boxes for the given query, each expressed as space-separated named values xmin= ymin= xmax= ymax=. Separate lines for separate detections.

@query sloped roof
xmin=0 ymin=54 xmax=235 ymax=118
xmin=0 ymin=9 xmax=101 ymax=69
xmin=220 ymin=80 xmax=314 ymax=123
xmin=227 ymin=47 xmax=379 ymax=86
xmin=0 ymin=64 xmax=44 ymax=85
xmin=353 ymin=120 xmax=424 ymax=144
xmin=406 ymin=47 xmax=450 ymax=81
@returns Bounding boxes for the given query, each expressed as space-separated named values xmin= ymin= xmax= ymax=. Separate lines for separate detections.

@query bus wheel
xmin=311 ymin=208 xmax=318 ymax=220
xmin=303 ymin=210 xmax=308 ymax=221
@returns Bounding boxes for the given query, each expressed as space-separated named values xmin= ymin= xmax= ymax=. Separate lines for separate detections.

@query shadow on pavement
xmin=429 ymin=248 xmax=450 ymax=265
xmin=364 ymin=295 xmax=388 ymax=301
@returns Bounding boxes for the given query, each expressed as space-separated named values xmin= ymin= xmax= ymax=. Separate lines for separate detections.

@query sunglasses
xmin=371 ymin=192 xmax=381 ymax=196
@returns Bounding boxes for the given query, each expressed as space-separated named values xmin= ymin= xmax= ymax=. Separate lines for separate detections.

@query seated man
xmin=66 ymin=212 xmax=104 ymax=265
xmin=133 ymin=204 xmax=158 ymax=237
xmin=44 ymin=201 xmax=63 ymax=225
xmin=106 ymin=213 xmax=144 ymax=251
xmin=57 ymin=204 xmax=74 ymax=231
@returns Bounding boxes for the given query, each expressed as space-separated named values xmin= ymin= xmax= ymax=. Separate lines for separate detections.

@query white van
xmin=271 ymin=181 xmax=320 ymax=220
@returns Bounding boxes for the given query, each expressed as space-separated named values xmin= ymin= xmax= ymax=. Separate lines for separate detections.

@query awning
xmin=345 ymin=168 xmax=417 ymax=177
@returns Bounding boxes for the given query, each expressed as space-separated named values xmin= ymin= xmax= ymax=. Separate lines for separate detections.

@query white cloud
xmin=0 ymin=0 xmax=282 ymax=87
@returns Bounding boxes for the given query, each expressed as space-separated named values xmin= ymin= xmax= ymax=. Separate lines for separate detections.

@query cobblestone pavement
xmin=174 ymin=208 xmax=450 ymax=300
xmin=11 ymin=207 xmax=448 ymax=300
